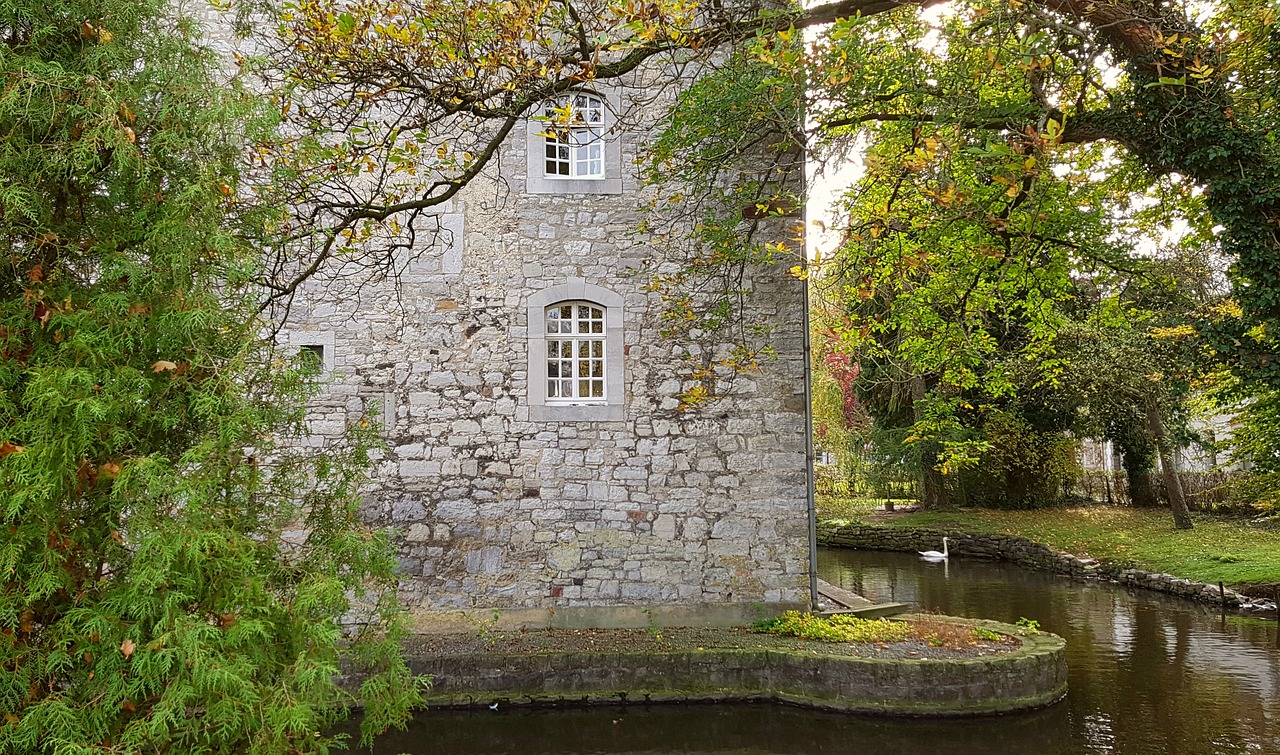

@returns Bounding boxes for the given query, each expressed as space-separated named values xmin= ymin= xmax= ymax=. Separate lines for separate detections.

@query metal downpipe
xmin=802 ymin=263 xmax=818 ymax=609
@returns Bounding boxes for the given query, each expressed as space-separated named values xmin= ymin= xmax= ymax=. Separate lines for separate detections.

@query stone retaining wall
xmin=817 ymin=522 xmax=1279 ymax=614
xmin=408 ymin=617 xmax=1067 ymax=717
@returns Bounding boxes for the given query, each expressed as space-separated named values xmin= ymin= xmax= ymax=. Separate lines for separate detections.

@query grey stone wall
xmin=274 ymin=71 xmax=810 ymax=621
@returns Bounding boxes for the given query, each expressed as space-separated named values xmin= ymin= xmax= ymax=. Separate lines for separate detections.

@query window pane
xmin=544 ymin=94 xmax=605 ymax=179
xmin=543 ymin=301 xmax=610 ymax=402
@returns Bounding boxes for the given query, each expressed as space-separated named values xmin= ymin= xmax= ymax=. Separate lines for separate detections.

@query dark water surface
xmin=361 ymin=548 xmax=1280 ymax=754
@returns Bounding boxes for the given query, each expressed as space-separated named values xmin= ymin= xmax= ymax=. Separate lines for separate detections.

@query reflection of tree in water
xmin=818 ymin=549 xmax=1280 ymax=755
xmin=350 ymin=702 xmax=1074 ymax=755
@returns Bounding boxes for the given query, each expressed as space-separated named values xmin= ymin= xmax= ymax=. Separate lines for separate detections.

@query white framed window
xmin=527 ymin=280 xmax=625 ymax=422
xmin=545 ymin=302 xmax=606 ymax=402
xmin=543 ymin=94 xmax=605 ymax=179
xmin=525 ymin=88 xmax=623 ymax=195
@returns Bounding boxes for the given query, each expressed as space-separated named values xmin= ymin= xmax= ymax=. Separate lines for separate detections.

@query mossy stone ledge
xmin=406 ymin=616 xmax=1067 ymax=717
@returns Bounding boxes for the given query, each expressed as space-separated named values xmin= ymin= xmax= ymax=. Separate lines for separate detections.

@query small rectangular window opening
xmin=543 ymin=94 xmax=605 ymax=179
xmin=299 ymin=344 xmax=325 ymax=373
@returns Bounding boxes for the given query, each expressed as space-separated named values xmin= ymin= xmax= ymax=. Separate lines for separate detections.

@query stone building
xmin=276 ymin=73 xmax=812 ymax=630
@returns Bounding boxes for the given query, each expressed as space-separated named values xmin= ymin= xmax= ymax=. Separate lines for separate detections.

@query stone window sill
xmin=530 ymin=403 xmax=625 ymax=422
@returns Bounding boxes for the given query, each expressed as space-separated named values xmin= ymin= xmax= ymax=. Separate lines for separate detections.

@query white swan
xmin=919 ymin=537 xmax=950 ymax=561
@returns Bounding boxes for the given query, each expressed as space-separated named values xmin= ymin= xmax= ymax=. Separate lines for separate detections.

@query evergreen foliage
xmin=0 ymin=1 xmax=420 ymax=751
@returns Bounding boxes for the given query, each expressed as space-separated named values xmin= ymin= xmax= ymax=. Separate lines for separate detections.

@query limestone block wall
xmin=277 ymin=75 xmax=811 ymax=619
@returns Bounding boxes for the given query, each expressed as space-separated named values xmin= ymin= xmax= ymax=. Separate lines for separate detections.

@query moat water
xmin=360 ymin=547 xmax=1280 ymax=754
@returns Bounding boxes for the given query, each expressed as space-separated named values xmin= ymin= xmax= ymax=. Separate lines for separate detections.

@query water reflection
xmin=358 ymin=702 xmax=1079 ymax=755
xmin=821 ymin=548 xmax=1280 ymax=754
xmin=355 ymin=548 xmax=1280 ymax=755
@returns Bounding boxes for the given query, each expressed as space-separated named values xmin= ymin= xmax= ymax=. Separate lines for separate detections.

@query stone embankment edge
xmin=818 ymin=521 xmax=1280 ymax=615
xmin=406 ymin=616 xmax=1067 ymax=717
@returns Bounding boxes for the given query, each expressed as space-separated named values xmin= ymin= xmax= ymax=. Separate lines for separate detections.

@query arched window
xmin=527 ymin=280 xmax=624 ymax=421
xmin=543 ymin=93 xmax=605 ymax=179
xmin=545 ymin=301 xmax=606 ymax=401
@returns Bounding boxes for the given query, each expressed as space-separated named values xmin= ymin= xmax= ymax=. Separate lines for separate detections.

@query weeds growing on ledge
xmin=754 ymin=611 xmax=912 ymax=643
xmin=754 ymin=611 xmax=1018 ymax=650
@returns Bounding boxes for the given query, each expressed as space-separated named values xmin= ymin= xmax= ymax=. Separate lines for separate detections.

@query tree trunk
xmin=1126 ymin=464 xmax=1160 ymax=508
xmin=1146 ymin=403 xmax=1193 ymax=530
xmin=919 ymin=460 xmax=950 ymax=509
xmin=1115 ymin=429 xmax=1159 ymax=507
xmin=910 ymin=375 xmax=950 ymax=509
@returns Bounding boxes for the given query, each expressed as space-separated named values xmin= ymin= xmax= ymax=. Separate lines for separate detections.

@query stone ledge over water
xmin=818 ymin=522 xmax=1280 ymax=614
xmin=406 ymin=616 xmax=1067 ymax=717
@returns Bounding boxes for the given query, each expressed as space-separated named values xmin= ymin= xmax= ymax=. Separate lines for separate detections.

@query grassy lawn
xmin=817 ymin=496 xmax=913 ymax=521
xmin=819 ymin=498 xmax=1280 ymax=587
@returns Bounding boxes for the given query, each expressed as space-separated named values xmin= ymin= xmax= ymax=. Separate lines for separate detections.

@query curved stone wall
xmin=817 ymin=522 xmax=1278 ymax=614
xmin=408 ymin=617 xmax=1067 ymax=717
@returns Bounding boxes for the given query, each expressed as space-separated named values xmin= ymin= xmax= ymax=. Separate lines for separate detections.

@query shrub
xmin=753 ymin=611 xmax=912 ymax=643
xmin=961 ymin=411 xmax=1080 ymax=509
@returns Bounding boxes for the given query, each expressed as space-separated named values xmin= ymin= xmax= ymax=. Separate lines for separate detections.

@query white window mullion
xmin=543 ymin=94 xmax=606 ymax=180
xmin=545 ymin=302 xmax=606 ymax=403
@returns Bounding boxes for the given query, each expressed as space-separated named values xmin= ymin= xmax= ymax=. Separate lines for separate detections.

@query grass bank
xmin=818 ymin=497 xmax=1280 ymax=587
